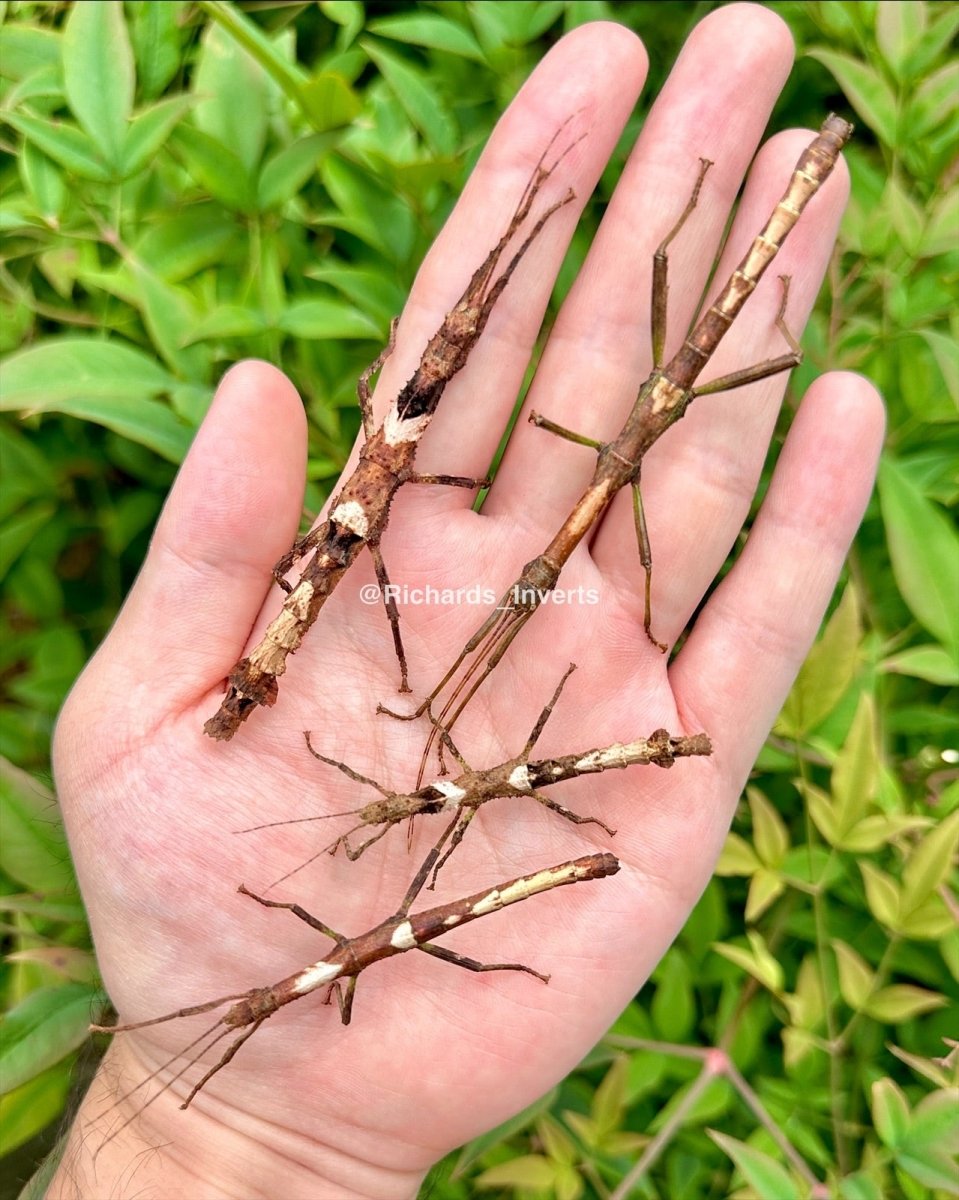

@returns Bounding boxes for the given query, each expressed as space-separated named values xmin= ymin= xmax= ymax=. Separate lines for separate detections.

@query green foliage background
xmin=0 ymin=1 xmax=956 ymax=1197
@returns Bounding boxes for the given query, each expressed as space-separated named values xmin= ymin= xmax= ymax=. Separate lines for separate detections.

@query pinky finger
xmin=670 ymin=371 xmax=885 ymax=790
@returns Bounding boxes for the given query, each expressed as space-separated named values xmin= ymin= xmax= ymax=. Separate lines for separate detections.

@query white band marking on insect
xmin=390 ymin=920 xmax=417 ymax=950
xmin=331 ymin=500 xmax=369 ymax=538
xmin=292 ymin=960 xmax=342 ymax=994
xmin=508 ymin=765 xmax=532 ymax=791
xmin=434 ymin=780 xmax=467 ymax=809
xmin=384 ymin=408 xmax=431 ymax=446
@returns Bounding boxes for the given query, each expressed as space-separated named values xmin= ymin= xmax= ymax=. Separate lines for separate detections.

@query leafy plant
xmin=1 ymin=2 xmax=955 ymax=1197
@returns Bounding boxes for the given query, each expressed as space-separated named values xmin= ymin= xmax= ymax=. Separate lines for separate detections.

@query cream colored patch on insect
xmin=390 ymin=921 xmax=417 ymax=950
xmin=575 ymin=743 xmax=629 ymax=771
xmin=384 ymin=407 xmax=431 ymax=446
xmin=331 ymin=500 xmax=369 ymax=538
xmin=292 ymin=960 xmax=342 ymax=994
xmin=650 ymin=377 xmax=685 ymax=415
xmin=508 ymin=765 xmax=532 ymax=791
xmin=434 ymin=780 xmax=467 ymax=810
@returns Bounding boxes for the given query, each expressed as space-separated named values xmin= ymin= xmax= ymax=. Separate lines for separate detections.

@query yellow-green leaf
xmin=833 ymin=692 xmax=880 ymax=838
xmin=806 ymin=48 xmax=899 ymax=144
xmin=860 ymin=862 xmax=902 ymax=930
xmin=62 ymin=0 xmax=135 ymax=168
xmin=865 ymin=984 xmax=947 ymax=1023
xmin=834 ymin=940 xmax=875 ymax=1010
xmin=746 ymin=869 xmax=785 ymax=922
xmin=778 ymin=585 xmax=861 ymax=736
xmin=749 ymin=787 xmax=790 ymax=866
xmin=901 ymin=811 xmax=959 ymax=914
xmin=716 ymin=831 xmax=761 ymax=876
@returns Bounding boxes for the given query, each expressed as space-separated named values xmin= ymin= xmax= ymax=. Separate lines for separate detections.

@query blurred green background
xmin=1 ymin=2 xmax=956 ymax=1197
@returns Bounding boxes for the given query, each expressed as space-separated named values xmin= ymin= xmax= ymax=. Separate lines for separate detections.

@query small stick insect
xmin=380 ymin=116 xmax=854 ymax=784
xmin=243 ymin=664 xmax=711 ymax=889
xmin=204 ymin=122 xmax=583 ymax=740
xmin=89 ymin=849 xmax=619 ymax=1143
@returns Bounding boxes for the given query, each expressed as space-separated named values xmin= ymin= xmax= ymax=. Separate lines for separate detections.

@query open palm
xmin=51 ymin=9 xmax=882 ymax=1198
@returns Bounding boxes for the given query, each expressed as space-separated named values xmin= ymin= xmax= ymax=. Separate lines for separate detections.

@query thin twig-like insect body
xmin=249 ymin=665 xmax=711 ymax=886
xmin=382 ymin=116 xmax=854 ymax=781
xmin=204 ymin=123 xmax=582 ymax=740
xmin=91 ymin=852 xmax=618 ymax=1129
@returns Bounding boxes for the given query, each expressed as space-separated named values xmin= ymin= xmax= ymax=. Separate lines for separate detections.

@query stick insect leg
xmin=429 ymin=810 xmax=475 ymax=889
xmin=237 ymin=883 xmax=347 ymax=945
xmin=438 ymin=727 xmax=471 ymax=773
xmin=632 ymin=473 xmax=667 ymax=653
xmin=398 ymin=812 xmax=461 ymax=916
xmin=182 ymin=1018 xmax=267 ymax=1109
xmin=326 ymin=976 xmax=357 ymax=1026
xmin=304 ymin=731 xmax=393 ymax=798
xmin=528 ymin=410 xmax=604 ymax=451
xmin=273 ymin=522 xmax=327 ymax=590
xmin=521 ymin=662 xmax=577 ymax=759
xmin=417 ymin=942 xmax=550 ymax=985
xmin=530 ymin=790 xmax=616 ymax=838
xmin=357 ymin=317 xmax=398 ymax=439
xmin=651 ymin=157 xmax=713 ymax=368
xmin=692 ymin=276 xmax=802 ymax=397
xmin=368 ymin=540 xmax=411 ymax=693
xmin=409 ymin=472 xmax=491 ymax=489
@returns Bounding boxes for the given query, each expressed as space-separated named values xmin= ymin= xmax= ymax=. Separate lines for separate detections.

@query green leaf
xmin=916 ymin=329 xmax=959 ymax=405
xmin=865 ymin=984 xmax=947 ymax=1023
xmin=2 ymin=111 xmax=112 ymax=182
xmin=363 ymin=39 xmax=457 ymax=155
xmin=0 ymin=1064 xmax=71 ymax=1157
xmin=134 ymin=204 xmax=238 ymax=282
xmin=879 ymin=456 xmax=959 ymax=655
xmin=121 ymin=94 xmax=194 ymax=178
xmin=651 ymin=953 xmax=694 ymax=1041
xmin=0 ymin=758 xmax=74 ymax=893
xmin=278 ymin=298 xmax=382 ymax=340
xmin=873 ymin=1078 xmax=911 ymax=1149
xmin=832 ymin=692 xmax=879 ymax=838
xmin=591 ymin=1056 xmax=628 ymax=1139
xmin=908 ymin=1090 xmax=959 ymax=1150
xmin=806 ymin=48 xmax=899 ymax=144
xmin=713 ymin=932 xmax=784 ymax=994
xmin=126 ymin=260 xmax=207 ymax=379
xmin=0 ymin=24 xmax=61 ymax=80
xmin=451 ymin=1087 xmax=558 ymax=1178
xmin=749 ymin=788 xmax=789 ymax=866
xmin=876 ymin=0 xmax=926 ymax=78
xmin=0 ymin=983 xmax=97 ymax=1094
xmin=709 ymin=1131 xmax=800 ymax=1200
xmin=476 ymin=1155 xmax=556 ymax=1190
xmin=860 ymin=862 xmax=902 ymax=930
xmin=909 ymin=61 xmax=959 ymax=138
xmin=127 ymin=0 xmax=183 ymax=99
xmin=19 ymin=139 xmax=66 ymax=223
xmin=833 ymin=940 xmax=874 ymax=1010
xmin=0 ymin=894 xmax=87 ymax=923
xmin=169 ymin=123 xmax=257 ymax=213
xmin=182 ymin=306 xmax=269 ymax=346
xmin=716 ymin=831 xmax=761 ymax=876
xmin=368 ymin=12 xmax=485 ymax=61
xmin=921 ymin=188 xmax=959 ymax=257
xmin=193 ymin=19 xmax=268 ymax=175
xmin=882 ymin=644 xmax=959 ymax=685
xmin=298 ymin=71 xmax=362 ymax=133
xmin=896 ymin=1148 xmax=959 ymax=1193
xmin=319 ymin=1 xmax=364 ymax=44
xmin=0 ymin=339 xmax=192 ymax=463
xmin=745 ymin=869 xmax=785 ymax=922
xmin=901 ymin=811 xmax=959 ymax=913
xmin=778 ymin=585 xmax=861 ymax=736
xmin=0 ymin=503 xmax=55 ymax=582
xmin=839 ymin=1172 xmax=885 ymax=1200
xmin=257 ymin=133 xmax=337 ymax=210
xmin=62 ymin=0 xmax=135 ymax=168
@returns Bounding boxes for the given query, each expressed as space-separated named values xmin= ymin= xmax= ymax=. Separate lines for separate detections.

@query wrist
xmin=46 ymin=1037 xmax=429 ymax=1200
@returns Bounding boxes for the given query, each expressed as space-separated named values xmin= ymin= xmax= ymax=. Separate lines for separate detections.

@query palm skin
xmin=49 ymin=9 xmax=883 ymax=1199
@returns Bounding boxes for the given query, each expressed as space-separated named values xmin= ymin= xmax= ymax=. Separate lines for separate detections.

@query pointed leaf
xmin=169 ymin=123 xmax=257 ymax=213
xmin=258 ymin=133 xmax=336 ymax=210
xmin=475 ymin=1155 xmax=556 ymax=1190
xmin=916 ymin=329 xmax=959 ymax=405
xmin=182 ymin=306 xmax=269 ymax=345
xmin=62 ymin=0 xmax=135 ymax=167
xmin=363 ymin=39 xmax=457 ymax=155
xmin=2 ymin=111 xmax=112 ymax=182
xmin=745 ymin=869 xmax=785 ymax=922
xmin=708 ymin=1130 xmax=800 ymax=1200
xmin=833 ymin=940 xmax=875 ymax=1010
xmin=278 ymin=298 xmax=381 ymax=340
xmin=908 ymin=1090 xmax=959 ymax=1150
xmin=0 ymin=984 xmax=98 ymax=1093
xmin=0 ymin=758 xmax=73 ymax=892
xmin=879 ymin=456 xmax=959 ymax=655
xmin=716 ymin=831 xmax=761 ymax=876
xmin=882 ymin=645 xmax=959 ymax=686
xmin=193 ymin=19 xmax=268 ymax=175
xmin=865 ymin=984 xmax=947 ymax=1023
xmin=367 ymin=13 xmax=486 ymax=61
xmin=778 ymin=585 xmax=861 ymax=736
xmin=127 ymin=0 xmax=183 ymax=99
xmin=121 ymin=94 xmax=194 ymax=178
xmin=896 ymin=1148 xmax=959 ymax=1193
xmin=877 ymin=0 xmax=926 ymax=77
xmin=860 ymin=862 xmax=902 ymax=930
xmin=806 ymin=49 xmax=898 ymax=145
xmin=0 ymin=339 xmax=191 ymax=463
xmin=873 ymin=1078 xmax=911 ymax=1148
xmin=832 ymin=692 xmax=879 ymax=838
xmin=0 ymin=1064 xmax=72 ymax=1158
xmin=749 ymin=788 xmax=790 ymax=866
xmin=901 ymin=811 xmax=959 ymax=913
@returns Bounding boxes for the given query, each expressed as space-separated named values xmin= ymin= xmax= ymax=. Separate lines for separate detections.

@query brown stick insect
xmin=243 ymin=664 xmax=711 ymax=888
xmin=89 ymin=850 xmax=619 ymax=1141
xmin=204 ymin=122 xmax=583 ymax=741
xmin=380 ymin=116 xmax=854 ymax=783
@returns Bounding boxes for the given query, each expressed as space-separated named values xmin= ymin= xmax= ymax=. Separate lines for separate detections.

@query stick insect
xmin=379 ymin=116 xmax=854 ymax=783
xmin=243 ymin=664 xmax=711 ymax=889
xmin=90 ymin=850 xmax=618 ymax=1141
xmin=204 ymin=123 xmax=583 ymax=740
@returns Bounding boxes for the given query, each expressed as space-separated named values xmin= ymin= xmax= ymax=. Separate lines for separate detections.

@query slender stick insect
xmin=243 ymin=664 xmax=710 ymax=889
xmin=380 ymin=116 xmax=854 ymax=783
xmin=90 ymin=850 xmax=618 ymax=1136
xmin=204 ymin=123 xmax=583 ymax=740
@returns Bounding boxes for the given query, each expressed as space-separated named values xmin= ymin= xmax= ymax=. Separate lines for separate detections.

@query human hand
xmin=50 ymin=8 xmax=882 ymax=1198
